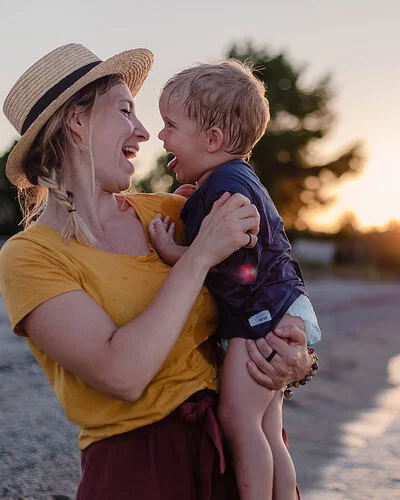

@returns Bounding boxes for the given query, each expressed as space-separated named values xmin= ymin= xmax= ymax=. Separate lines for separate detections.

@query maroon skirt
xmin=76 ymin=389 xmax=300 ymax=500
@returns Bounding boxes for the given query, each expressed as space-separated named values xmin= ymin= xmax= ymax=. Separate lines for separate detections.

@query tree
xmin=136 ymin=153 xmax=180 ymax=195
xmin=0 ymin=142 xmax=22 ymax=235
xmin=137 ymin=42 xmax=363 ymax=229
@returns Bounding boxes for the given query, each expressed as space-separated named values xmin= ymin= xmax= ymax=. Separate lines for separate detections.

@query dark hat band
xmin=21 ymin=60 xmax=101 ymax=135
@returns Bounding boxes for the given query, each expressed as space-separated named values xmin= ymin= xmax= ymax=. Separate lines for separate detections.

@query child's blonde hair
xmin=162 ymin=59 xmax=270 ymax=157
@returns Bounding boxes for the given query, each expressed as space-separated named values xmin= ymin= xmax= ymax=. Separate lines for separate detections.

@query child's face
xmin=158 ymin=89 xmax=217 ymax=184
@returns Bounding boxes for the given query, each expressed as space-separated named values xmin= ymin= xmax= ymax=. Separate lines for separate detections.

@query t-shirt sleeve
xmin=168 ymin=194 xmax=187 ymax=246
xmin=0 ymin=237 xmax=82 ymax=335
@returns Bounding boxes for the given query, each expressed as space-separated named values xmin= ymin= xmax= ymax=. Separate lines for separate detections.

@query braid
xmin=37 ymin=171 xmax=96 ymax=247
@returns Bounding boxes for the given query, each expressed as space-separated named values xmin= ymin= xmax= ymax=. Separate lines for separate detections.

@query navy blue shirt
xmin=181 ymin=159 xmax=307 ymax=340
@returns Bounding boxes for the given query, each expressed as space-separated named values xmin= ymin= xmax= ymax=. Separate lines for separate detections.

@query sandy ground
xmin=285 ymin=279 xmax=400 ymax=499
xmin=1 ymin=277 xmax=400 ymax=499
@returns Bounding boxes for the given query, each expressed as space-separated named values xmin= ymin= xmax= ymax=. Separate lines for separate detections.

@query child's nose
xmin=158 ymin=128 xmax=165 ymax=141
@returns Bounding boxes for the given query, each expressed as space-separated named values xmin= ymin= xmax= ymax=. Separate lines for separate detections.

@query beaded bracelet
xmin=283 ymin=347 xmax=319 ymax=400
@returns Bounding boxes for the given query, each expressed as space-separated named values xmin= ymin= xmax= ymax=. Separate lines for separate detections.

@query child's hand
xmin=148 ymin=214 xmax=187 ymax=266
xmin=174 ymin=184 xmax=197 ymax=199
xmin=149 ymin=214 xmax=176 ymax=254
xmin=149 ymin=215 xmax=188 ymax=265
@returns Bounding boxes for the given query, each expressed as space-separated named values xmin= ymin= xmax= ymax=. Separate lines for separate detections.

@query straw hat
xmin=3 ymin=43 xmax=154 ymax=188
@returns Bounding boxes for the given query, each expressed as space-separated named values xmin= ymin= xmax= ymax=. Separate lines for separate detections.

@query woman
xmin=0 ymin=44 xmax=312 ymax=499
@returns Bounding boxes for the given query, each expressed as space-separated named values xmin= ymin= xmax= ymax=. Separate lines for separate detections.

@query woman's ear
xmin=67 ymin=106 xmax=87 ymax=143
xmin=205 ymin=127 xmax=224 ymax=153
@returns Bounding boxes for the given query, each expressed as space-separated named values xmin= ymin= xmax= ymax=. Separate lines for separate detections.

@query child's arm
xmin=148 ymin=213 xmax=188 ymax=266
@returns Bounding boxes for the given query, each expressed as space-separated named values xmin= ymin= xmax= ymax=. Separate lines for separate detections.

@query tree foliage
xmin=136 ymin=153 xmax=180 ymax=195
xmin=0 ymin=142 xmax=22 ymax=235
xmin=136 ymin=42 xmax=364 ymax=229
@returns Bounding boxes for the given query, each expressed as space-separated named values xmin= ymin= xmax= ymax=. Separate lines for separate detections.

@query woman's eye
xmin=121 ymin=109 xmax=131 ymax=116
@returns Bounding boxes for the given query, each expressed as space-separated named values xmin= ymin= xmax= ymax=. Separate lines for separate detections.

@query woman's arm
xmin=22 ymin=193 xmax=260 ymax=402
xmin=246 ymin=324 xmax=313 ymax=390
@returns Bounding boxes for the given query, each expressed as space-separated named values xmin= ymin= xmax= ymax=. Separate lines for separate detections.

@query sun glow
xmin=311 ymin=144 xmax=400 ymax=232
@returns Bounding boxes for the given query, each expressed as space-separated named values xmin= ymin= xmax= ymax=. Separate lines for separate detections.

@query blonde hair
xmin=20 ymin=74 xmax=122 ymax=246
xmin=162 ymin=59 xmax=270 ymax=157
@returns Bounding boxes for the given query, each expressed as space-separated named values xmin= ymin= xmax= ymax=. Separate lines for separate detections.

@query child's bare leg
xmin=262 ymin=390 xmax=297 ymax=500
xmin=261 ymin=313 xmax=302 ymax=499
xmin=218 ymin=337 xmax=275 ymax=500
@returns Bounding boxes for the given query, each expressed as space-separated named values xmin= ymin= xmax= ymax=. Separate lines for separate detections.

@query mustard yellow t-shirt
xmin=0 ymin=193 xmax=219 ymax=450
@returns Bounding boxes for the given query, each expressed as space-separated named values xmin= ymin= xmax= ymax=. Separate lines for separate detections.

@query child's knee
xmin=218 ymin=399 xmax=261 ymax=439
xmin=218 ymin=400 xmax=241 ymax=437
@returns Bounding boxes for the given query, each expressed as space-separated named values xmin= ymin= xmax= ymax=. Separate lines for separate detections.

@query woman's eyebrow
xmin=118 ymin=99 xmax=134 ymax=107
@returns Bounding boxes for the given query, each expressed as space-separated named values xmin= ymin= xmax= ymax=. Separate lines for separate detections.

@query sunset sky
xmin=0 ymin=0 xmax=398 ymax=232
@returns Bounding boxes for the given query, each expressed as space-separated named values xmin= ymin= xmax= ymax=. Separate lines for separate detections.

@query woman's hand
xmin=246 ymin=324 xmax=312 ymax=390
xmin=189 ymin=192 xmax=260 ymax=270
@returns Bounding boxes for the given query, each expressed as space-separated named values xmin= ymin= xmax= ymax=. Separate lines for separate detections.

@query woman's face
xmin=79 ymin=82 xmax=149 ymax=193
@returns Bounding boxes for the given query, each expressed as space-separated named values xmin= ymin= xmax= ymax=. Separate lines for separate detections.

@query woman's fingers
xmin=274 ymin=324 xmax=307 ymax=345
xmin=253 ymin=337 xmax=271 ymax=358
xmin=245 ymin=324 xmax=312 ymax=389
xmin=236 ymin=205 xmax=260 ymax=239
xmin=209 ymin=193 xmax=258 ymax=226
xmin=243 ymin=233 xmax=257 ymax=248
xmin=245 ymin=352 xmax=286 ymax=390
xmin=210 ymin=191 xmax=233 ymax=211
xmin=246 ymin=339 xmax=274 ymax=376
xmin=267 ymin=326 xmax=306 ymax=360
xmin=267 ymin=327 xmax=311 ymax=381
xmin=246 ymin=359 xmax=274 ymax=389
xmin=192 ymin=192 xmax=260 ymax=268
xmin=213 ymin=195 xmax=260 ymax=242
xmin=246 ymin=330 xmax=306 ymax=389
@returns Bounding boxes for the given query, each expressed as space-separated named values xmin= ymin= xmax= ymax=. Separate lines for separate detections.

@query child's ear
xmin=205 ymin=127 xmax=224 ymax=153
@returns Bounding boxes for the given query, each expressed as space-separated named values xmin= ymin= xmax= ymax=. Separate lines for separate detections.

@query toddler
xmin=149 ymin=60 xmax=321 ymax=500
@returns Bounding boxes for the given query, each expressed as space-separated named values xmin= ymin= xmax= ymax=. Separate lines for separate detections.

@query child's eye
xmin=165 ymin=121 xmax=174 ymax=128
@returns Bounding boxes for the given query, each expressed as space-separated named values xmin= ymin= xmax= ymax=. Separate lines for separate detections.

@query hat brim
xmin=6 ymin=48 xmax=153 ymax=188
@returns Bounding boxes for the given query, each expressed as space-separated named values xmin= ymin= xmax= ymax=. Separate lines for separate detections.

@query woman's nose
xmin=135 ymin=119 xmax=150 ymax=142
